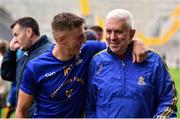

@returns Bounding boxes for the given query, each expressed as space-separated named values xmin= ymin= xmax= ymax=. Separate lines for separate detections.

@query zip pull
xmin=122 ymin=61 xmax=125 ymax=66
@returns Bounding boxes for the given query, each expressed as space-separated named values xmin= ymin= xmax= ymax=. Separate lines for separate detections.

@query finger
xmin=132 ymin=52 xmax=136 ymax=63
xmin=138 ymin=48 xmax=147 ymax=63
xmin=141 ymin=49 xmax=148 ymax=62
xmin=144 ymin=50 xmax=148 ymax=59
xmin=141 ymin=54 xmax=145 ymax=63
xmin=137 ymin=53 xmax=144 ymax=63
xmin=136 ymin=55 xmax=141 ymax=63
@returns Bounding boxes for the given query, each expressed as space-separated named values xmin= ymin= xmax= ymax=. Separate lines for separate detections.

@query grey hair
xmin=106 ymin=9 xmax=134 ymax=29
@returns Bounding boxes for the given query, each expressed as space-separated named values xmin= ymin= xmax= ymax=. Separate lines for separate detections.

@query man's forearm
xmin=15 ymin=109 xmax=28 ymax=118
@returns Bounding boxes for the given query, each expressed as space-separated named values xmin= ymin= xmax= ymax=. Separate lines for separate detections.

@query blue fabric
xmin=7 ymin=50 xmax=24 ymax=106
xmin=20 ymin=41 xmax=106 ymax=117
xmin=7 ymin=81 xmax=16 ymax=106
xmin=86 ymin=46 xmax=177 ymax=118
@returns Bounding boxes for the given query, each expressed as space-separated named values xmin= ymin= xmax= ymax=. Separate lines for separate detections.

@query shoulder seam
xmin=94 ymin=49 xmax=107 ymax=56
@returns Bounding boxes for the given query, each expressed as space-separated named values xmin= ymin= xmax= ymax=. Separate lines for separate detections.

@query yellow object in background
xmin=79 ymin=0 xmax=90 ymax=16
xmin=138 ymin=5 xmax=180 ymax=46
xmin=95 ymin=16 xmax=105 ymax=41
xmin=171 ymin=6 xmax=180 ymax=17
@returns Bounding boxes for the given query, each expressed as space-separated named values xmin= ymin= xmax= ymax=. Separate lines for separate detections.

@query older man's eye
xmin=106 ymin=29 xmax=111 ymax=34
xmin=115 ymin=30 xmax=123 ymax=34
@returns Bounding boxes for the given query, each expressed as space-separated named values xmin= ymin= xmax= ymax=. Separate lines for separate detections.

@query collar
xmin=26 ymin=35 xmax=49 ymax=53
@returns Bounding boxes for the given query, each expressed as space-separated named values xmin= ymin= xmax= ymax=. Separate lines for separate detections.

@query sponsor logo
xmin=66 ymin=89 xmax=73 ymax=98
xmin=45 ymin=72 xmax=56 ymax=77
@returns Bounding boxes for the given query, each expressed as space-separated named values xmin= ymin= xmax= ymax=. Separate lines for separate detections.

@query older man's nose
xmin=110 ymin=32 xmax=117 ymax=40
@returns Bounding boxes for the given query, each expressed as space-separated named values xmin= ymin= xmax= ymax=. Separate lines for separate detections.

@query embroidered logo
xmin=64 ymin=64 xmax=72 ymax=76
xmin=66 ymin=89 xmax=73 ymax=98
xmin=137 ymin=76 xmax=146 ymax=85
xmin=76 ymin=59 xmax=83 ymax=65
xmin=97 ymin=64 xmax=103 ymax=75
xmin=75 ymin=54 xmax=83 ymax=65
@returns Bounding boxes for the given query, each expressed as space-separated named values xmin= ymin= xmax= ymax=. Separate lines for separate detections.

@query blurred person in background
xmin=84 ymin=29 xmax=98 ymax=40
xmin=1 ymin=17 xmax=52 ymax=117
xmin=3 ymin=50 xmax=24 ymax=118
xmin=89 ymin=25 xmax=103 ymax=41
xmin=86 ymin=9 xmax=177 ymax=118
xmin=3 ymin=80 xmax=16 ymax=118
xmin=0 ymin=40 xmax=9 ymax=117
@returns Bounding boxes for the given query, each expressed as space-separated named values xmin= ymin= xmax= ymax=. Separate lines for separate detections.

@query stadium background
xmin=0 ymin=0 xmax=179 ymax=117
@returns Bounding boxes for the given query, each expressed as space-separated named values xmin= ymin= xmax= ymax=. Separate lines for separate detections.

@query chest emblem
xmin=137 ymin=76 xmax=146 ymax=85
xmin=66 ymin=89 xmax=73 ymax=98
xmin=64 ymin=64 xmax=72 ymax=76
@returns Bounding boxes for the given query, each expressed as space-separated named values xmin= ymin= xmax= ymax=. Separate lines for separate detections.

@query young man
xmin=86 ymin=9 xmax=177 ymax=118
xmin=16 ymin=12 xmax=147 ymax=118
xmin=1 ymin=17 xmax=52 ymax=117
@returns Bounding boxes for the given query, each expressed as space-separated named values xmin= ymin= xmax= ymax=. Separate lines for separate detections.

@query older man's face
xmin=105 ymin=17 xmax=135 ymax=55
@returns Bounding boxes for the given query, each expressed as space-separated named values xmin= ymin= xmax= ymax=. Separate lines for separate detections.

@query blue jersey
xmin=20 ymin=41 xmax=106 ymax=118
xmin=86 ymin=47 xmax=177 ymax=118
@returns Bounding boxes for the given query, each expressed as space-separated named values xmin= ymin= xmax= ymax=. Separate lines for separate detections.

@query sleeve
xmin=1 ymin=49 xmax=17 ymax=81
xmin=20 ymin=66 xmax=38 ymax=96
xmin=86 ymin=58 xmax=97 ymax=118
xmin=153 ymin=56 xmax=177 ymax=118
xmin=84 ymin=41 xmax=106 ymax=57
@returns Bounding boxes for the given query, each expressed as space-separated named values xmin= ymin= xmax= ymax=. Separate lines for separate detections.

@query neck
xmin=118 ymin=54 xmax=125 ymax=60
xmin=31 ymin=35 xmax=40 ymax=45
xmin=52 ymin=44 xmax=74 ymax=61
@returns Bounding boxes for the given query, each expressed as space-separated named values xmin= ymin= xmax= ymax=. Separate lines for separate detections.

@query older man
xmin=86 ymin=9 xmax=177 ymax=118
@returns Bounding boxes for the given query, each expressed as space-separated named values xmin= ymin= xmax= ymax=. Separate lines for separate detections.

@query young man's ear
xmin=130 ymin=29 xmax=136 ymax=40
xmin=53 ymin=31 xmax=64 ymax=44
xmin=58 ymin=34 xmax=64 ymax=44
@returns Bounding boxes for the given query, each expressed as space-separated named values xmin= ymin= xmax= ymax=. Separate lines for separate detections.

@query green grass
xmin=169 ymin=68 xmax=180 ymax=117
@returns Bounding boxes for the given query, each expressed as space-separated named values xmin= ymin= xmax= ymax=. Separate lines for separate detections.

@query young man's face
xmin=62 ymin=25 xmax=86 ymax=57
xmin=12 ymin=24 xmax=32 ymax=51
xmin=105 ymin=17 xmax=135 ymax=55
